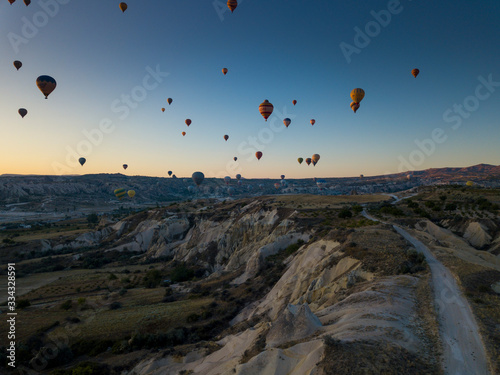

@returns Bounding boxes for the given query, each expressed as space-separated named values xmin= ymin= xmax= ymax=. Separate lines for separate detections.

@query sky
xmin=0 ymin=0 xmax=499 ymax=179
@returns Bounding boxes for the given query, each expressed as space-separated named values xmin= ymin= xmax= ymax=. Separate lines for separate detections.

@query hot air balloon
xmin=312 ymin=161 xmax=317 ymax=166
xmin=280 ymin=175 xmax=285 ymax=180
xmin=8 ymin=0 xmax=15 ymax=4
xmin=283 ymin=118 xmax=291 ymax=128
xmin=234 ymin=157 xmax=237 ymax=161
xmin=411 ymin=68 xmax=419 ymax=78
xmin=36 ymin=75 xmax=56 ymax=99
xmin=24 ymin=0 xmax=30 ymax=5
xmin=466 ymin=181 xmax=474 ymax=187
xmin=167 ymin=98 xmax=173 ymax=105
xmin=360 ymin=174 xmax=364 ymax=178
xmin=350 ymin=88 xmax=365 ymax=104
xmin=13 ymin=61 xmax=22 ymax=70
xmin=119 ymin=2 xmax=127 ymax=12
xmin=298 ymin=158 xmax=303 ymax=164
xmin=127 ymin=190 xmax=135 ymax=198
xmin=280 ymin=180 xmax=287 ymax=187
xmin=350 ymin=101 xmax=360 ymax=113
xmin=305 ymin=158 xmax=311 ymax=166
xmin=316 ymin=180 xmax=326 ymax=190
xmin=192 ymin=171 xmax=205 ymax=186
xmin=222 ymin=68 xmax=228 ymax=75
xmin=236 ymin=174 xmax=241 ymax=180
xmin=274 ymin=183 xmax=281 ymax=190
xmin=185 ymin=119 xmax=191 ymax=126
xmin=228 ymin=187 xmax=236 ymax=196
xmin=114 ymin=188 xmax=126 ymax=200
xmin=237 ymin=180 xmax=243 ymax=186
xmin=227 ymin=0 xmax=237 ymax=13
xmin=312 ymin=154 xmax=320 ymax=164
xmin=224 ymin=134 xmax=229 ymax=141
xmin=168 ymin=171 xmax=172 ymax=176
xmin=161 ymin=108 xmax=165 ymax=112
xmin=78 ymin=157 xmax=86 ymax=166
xmin=259 ymin=100 xmax=273 ymax=121
xmin=292 ymin=100 xmax=297 ymax=106
xmin=123 ymin=164 xmax=128 ymax=170
xmin=310 ymin=119 xmax=315 ymax=126
xmin=18 ymin=108 xmax=27 ymax=118
xmin=255 ymin=151 xmax=263 ymax=160
xmin=188 ymin=186 xmax=195 ymax=193
xmin=182 ymin=131 xmax=186 ymax=136
xmin=224 ymin=176 xmax=231 ymax=185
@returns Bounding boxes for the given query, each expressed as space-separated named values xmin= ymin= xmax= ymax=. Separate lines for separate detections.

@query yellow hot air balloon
xmin=259 ymin=100 xmax=273 ymax=121
xmin=227 ymin=0 xmax=237 ymax=13
xmin=127 ymin=190 xmax=135 ymax=198
xmin=411 ymin=68 xmax=419 ymax=78
xmin=119 ymin=2 xmax=127 ymax=12
xmin=350 ymin=88 xmax=365 ymax=104
xmin=297 ymin=157 xmax=303 ymax=164
xmin=222 ymin=68 xmax=228 ymax=75
xmin=36 ymin=75 xmax=56 ymax=99
xmin=466 ymin=181 xmax=474 ymax=187
xmin=312 ymin=154 xmax=320 ymax=164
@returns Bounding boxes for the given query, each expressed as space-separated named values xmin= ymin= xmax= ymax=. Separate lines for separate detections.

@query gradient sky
xmin=1 ymin=0 xmax=499 ymax=179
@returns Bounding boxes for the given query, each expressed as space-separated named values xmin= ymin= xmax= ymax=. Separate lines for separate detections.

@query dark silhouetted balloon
xmin=222 ymin=68 xmax=228 ymax=75
xmin=305 ymin=158 xmax=311 ymax=166
xmin=297 ymin=158 xmax=303 ymax=164
xmin=292 ymin=100 xmax=297 ymax=105
xmin=13 ymin=61 xmax=22 ymax=70
xmin=123 ymin=164 xmax=128 ymax=170
xmin=168 ymin=171 xmax=172 ymax=176
xmin=18 ymin=108 xmax=27 ymax=118
xmin=185 ymin=119 xmax=191 ymax=126
xmin=36 ymin=75 xmax=56 ymax=99
xmin=255 ymin=151 xmax=263 ymax=160
xmin=283 ymin=118 xmax=291 ymax=128
xmin=310 ymin=119 xmax=315 ymax=126
xmin=78 ymin=157 xmax=86 ymax=166
xmin=167 ymin=98 xmax=173 ymax=105
xmin=192 ymin=171 xmax=205 ymax=186
xmin=227 ymin=0 xmax=237 ymax=13
xmin=411 ymin=68 xmax=419 ymax=78
xmin=119 ymin=2 xmax=127 ymax=12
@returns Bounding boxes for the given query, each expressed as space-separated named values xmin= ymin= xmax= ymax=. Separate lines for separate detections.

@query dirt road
xmin=363 ymin=210 xmax=490 ymax=374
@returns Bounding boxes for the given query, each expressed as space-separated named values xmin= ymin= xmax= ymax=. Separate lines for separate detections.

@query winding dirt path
xmin=363 ymin=209 xmax=490 ymax=375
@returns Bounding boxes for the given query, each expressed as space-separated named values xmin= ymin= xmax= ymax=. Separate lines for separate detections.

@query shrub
xmin=60 ymin=300 xmax=73 ymax=310
xmin=109 ymin=302 xmax=122 ymax=310
xmin=338 ymin=208 xmax=352 ymax=219
xmin=17 ymin=299 xmax=31 ymax=309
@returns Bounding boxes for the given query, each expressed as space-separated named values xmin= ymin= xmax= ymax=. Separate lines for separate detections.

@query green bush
xmin=61 ymin=300 xmax=73 ymax=310
xmin=170 ymin=263 xmax=195 ymax=283
xmin=338 ymin=208 xmax=352 ymax=219
xmin=143 ymin=269 xmax=163 ymax=288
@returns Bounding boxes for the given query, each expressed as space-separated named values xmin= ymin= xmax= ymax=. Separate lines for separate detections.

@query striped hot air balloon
xmin=227 ymin=0 xmax=237 ymax=13
xmin=283 ymin=118 xmax=291 ymax=128
xmin=350 ymin=101 xmax=360 ymax=113
xmin=119 ymin=2 xmax=127 ymax=12
xmin=259 ymin=100 xmax=273 ymax=121
xmin=114 ymin=188 xmax=127 ymax=200
xmin=411 ymin=68 xmax=420 ymax=78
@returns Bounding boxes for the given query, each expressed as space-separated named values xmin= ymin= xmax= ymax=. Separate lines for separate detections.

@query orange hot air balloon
xmin=259 ymin=100 xmax=273 ymax=121
xmin=310 ymin=119 xmax=315 ymax=126
xmin=161 ymin=108 xmax=165 ymax=112
xmin=224 ymin=134 xmax=229 ymax=141
xmin=18 ymin=108 xmax=27 ymax=118
xmin=350 ymin=88 xmax=365 ymax=104
xmin=283 ymin=118 xmax=291 ymax=128
xmin=350 ymin=101 xmax=360 ymax=113
xmin=227 ymin=0 xmax=237 ymax=13
xmin=13 ymin=61 xmax=22 ymax=70
xmin=36 ymin=75 xmax=56 ymax=99
xmin=305 ymin=158 xmax=312 ymax=166
xmin=292 ymin=100 xmax=297 ymax=106
xmin=182 ymin=131 xmax=186 ymax=136
xmin=312 ymin=154 xmax=320 ymax=165
xmin=119 ymin=2 xmax=127 ymax=12
xmin=255 ymin=151 xmax=263 ymax=160
xmin=411 ymin=68 xmax=420 ymax=78
xmin=185 ymin=119 xmax=191 ymax=126
xmin=167 ymin=98 xmax=173 ymax=105
xmin=222 ymin=68 xmax=228 ymax=75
